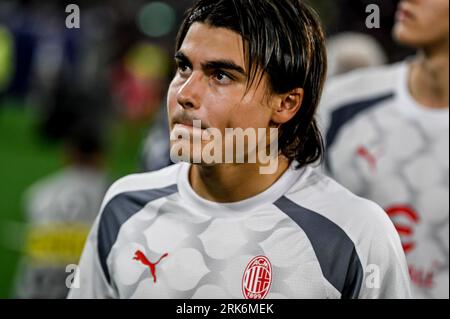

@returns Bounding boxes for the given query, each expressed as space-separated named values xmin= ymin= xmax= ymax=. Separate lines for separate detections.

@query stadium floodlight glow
xmin=137 ymin=2 xmax=176 ymax=38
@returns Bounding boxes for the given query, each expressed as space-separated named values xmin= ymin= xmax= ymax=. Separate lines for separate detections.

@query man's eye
xmin=177 ymin=63 xmax=191 ymax=76
xmin=214 ymin=71 xmax=232 ymax=84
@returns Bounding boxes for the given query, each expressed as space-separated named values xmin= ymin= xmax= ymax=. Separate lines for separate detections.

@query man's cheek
xmin=166 ymin=91 xmax=177 ymax=125
xmin=167 ymin=89 xmax=175 ymax=108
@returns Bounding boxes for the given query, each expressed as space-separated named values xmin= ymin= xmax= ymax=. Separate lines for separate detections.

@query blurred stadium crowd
xmin=0 ymin=0 xmax=425 ymax=298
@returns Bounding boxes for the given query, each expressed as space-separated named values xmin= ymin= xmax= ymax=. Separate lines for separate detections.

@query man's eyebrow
xmin=202 ymin=60 xmax=246 ymax=76
xmin=174 ymin=51 xmax=190 ymax=64
xmin=175 ymin=51 xmax=246 ymax=76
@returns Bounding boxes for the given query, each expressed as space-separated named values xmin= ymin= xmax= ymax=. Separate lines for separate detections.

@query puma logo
xmin=133 ymin=250 xmax=168 ymax=283
xmin=356 ymin=145 xmax=382 ymax=171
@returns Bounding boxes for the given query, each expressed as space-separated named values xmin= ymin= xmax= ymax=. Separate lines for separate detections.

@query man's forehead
xmin=179 ymin=22 xmax=246 ymax=67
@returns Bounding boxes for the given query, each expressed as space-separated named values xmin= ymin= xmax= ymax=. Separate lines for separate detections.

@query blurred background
xmin=0 ymin=0 xmax=414 ymax=298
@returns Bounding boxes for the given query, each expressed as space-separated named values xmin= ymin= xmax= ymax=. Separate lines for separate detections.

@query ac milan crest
xmin=242 ymin=255 xmax=272 ymax=299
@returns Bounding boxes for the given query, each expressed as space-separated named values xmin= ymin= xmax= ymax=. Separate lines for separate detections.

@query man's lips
xmin=172 ymin=119 xmax=209 ymax=130
xmin=396 ymin=3 xmax=415 ymax=22
xmin=174 ymin=122 xmax=194 ymax=128
xmin=171 ymin=123 xmax=206 ymax=143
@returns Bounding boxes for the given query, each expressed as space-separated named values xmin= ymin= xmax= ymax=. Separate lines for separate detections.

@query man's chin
xmin=169 ymin=143 xmax=223 ymax=166
xmin=170 ymin=156 xmax=219 ymax=167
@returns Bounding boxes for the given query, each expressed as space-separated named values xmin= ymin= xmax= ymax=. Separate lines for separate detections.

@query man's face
xmin=167 ymin=22 xmax=277 ymax=163
xmin=393 ymin=0 xmax=449 ymax=49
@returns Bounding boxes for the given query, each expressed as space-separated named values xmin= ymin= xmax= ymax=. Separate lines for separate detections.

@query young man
xmin=69 ymin=0 xmax=411 ymax=299
xmin=319 ymin=0 xmax=448 ymax=298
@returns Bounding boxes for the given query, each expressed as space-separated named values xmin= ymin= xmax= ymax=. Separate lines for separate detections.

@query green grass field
xmin=0 ymin=102 xmax=148 ymax=298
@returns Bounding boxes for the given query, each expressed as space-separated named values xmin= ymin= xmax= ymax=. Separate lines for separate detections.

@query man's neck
xmin=409 ymin=43 xmax=449 ymax=109
xmin=189 ymin=157 xmax=291 ymax=203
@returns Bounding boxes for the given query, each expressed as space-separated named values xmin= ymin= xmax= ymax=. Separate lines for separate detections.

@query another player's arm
xmin=357 ymin=202 xmax=412 ymax=299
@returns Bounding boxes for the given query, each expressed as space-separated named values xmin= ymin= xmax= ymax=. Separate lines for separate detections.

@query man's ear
xmin=271 ymin=87 xmax=304 ymax=125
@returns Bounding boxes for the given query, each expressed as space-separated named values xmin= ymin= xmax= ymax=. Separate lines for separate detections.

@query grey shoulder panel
xmin=98 ymin=184 xmax=178 ymax=283
xmin=274 ymin=196 xmax=364 ymax=298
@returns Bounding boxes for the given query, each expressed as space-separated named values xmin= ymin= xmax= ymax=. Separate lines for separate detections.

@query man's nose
xmin=176 ymin=72 xmax=203 ymax=110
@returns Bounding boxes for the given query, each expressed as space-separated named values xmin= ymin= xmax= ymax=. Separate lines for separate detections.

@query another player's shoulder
xmin=324 ymin=62 xmax=403 ymax=97
xmin=101 ymin=163 xmax=182 ymax=209
xmin=287 ymin=168 xmax=396 ymax=236
xmin=321 ymin=62 xmax=405 ymax=112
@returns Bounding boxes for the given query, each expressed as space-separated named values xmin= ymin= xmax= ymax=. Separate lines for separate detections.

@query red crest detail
xmin=242 ymin=256 xmax=272 ymax=299
xmin=386 ymin=205 xmax=420 ymax=254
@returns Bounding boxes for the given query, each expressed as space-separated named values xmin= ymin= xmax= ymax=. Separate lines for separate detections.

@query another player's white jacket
xmin=68 ymin=161 xmax=411 ymax=299
xmin=16 ymin=167 xmax=108 ymax=299
xmin=319 ymin=61 xmax=449 ymax=299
